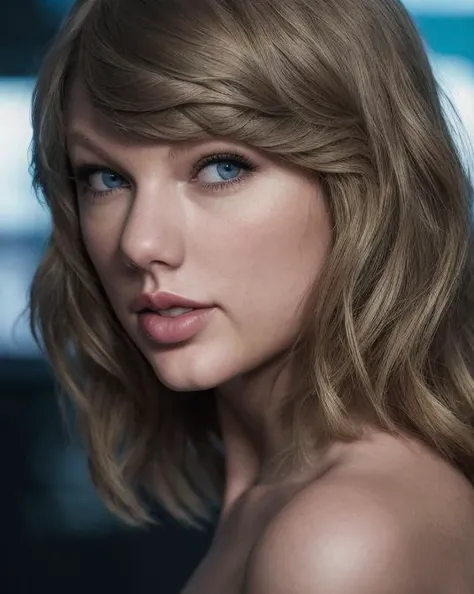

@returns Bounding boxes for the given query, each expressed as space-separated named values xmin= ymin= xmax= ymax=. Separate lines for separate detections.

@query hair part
xmin=29 ymin=0 xmax=474 ymax=528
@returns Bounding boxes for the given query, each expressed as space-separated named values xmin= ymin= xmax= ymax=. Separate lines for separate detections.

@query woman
xmin=29 ymin=0 xmax=474 ymax=591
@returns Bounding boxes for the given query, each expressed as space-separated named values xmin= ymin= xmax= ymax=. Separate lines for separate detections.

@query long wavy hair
xmin=29 ymin=0 xmax=474 ymax=529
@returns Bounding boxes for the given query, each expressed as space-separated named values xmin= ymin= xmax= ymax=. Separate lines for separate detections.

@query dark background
xmin=1 ymin=1 xmax=473 ymax=592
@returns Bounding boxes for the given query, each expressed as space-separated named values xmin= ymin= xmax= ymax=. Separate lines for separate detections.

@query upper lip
xmin=131 ymin=291 xmax=213 ymax=313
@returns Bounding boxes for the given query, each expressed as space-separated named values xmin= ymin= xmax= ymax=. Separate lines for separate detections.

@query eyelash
xmin=73 ymin=152 xmax=257 ymax=200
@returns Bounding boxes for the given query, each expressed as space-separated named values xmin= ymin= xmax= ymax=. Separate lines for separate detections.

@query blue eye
xmin=78 ymin=167 xmax=125 ymax=190
xmin=194 ymin=153 xmax=256 ymax=190
xmin=73 ymin=151 xmax=257 ymax=200
xmin=96 ymin=170 xmax=123 ymax=189
xmin=73 ymin=166 xmax=129 ymax=200
xmin=214 ymin=162 xmax=241 ymax=180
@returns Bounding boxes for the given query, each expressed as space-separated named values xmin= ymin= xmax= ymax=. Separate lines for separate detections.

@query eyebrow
xmin=66 ymin=130 xmax=228 ymax=165
xmin=67 ymin=131 xmax=118 ymax=164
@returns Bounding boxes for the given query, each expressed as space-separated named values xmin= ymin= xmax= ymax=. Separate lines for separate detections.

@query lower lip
xmin=138 ymin=308 xmax=216 ymax=345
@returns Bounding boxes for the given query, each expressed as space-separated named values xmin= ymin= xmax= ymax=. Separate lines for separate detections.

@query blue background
xmin=0 ymin=1 xmax=472 ymax=592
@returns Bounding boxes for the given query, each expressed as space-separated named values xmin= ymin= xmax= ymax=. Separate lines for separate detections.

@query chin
xmin=143 ymin=343 xmax=243 ymax=393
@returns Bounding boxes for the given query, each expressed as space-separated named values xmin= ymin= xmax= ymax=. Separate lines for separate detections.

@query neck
xmin=214 ymin=351 xmax=302 ymax=513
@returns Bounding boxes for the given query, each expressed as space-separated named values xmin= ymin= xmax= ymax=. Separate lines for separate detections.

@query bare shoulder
xmin=243 ymin=430 xmax=474 ymax=594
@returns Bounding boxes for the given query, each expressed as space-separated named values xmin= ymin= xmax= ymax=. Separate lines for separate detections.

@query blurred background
xmin=0 ymin=0 xmax=473 ymax=592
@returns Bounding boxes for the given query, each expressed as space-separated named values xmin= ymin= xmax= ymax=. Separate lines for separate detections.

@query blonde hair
xmin=29 ymin=0 xmax=474 ymax=529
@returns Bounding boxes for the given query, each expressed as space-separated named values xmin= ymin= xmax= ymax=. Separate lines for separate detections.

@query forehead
xmin=65 ymin=78 xmax=135 ymax=146
xmin=65 ymin=78 xmax=215 ymax=158
xmin=63 ymin=78 xmax=299 ymax=174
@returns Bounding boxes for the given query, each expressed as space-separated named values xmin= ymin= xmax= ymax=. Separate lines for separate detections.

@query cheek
xmin=207 ymin=193 xmax=331 ymax=338
xmin=215 ymin=197 xmax=330 ymax=294
xmin=79 ymin=207 xmax=121 ymax=277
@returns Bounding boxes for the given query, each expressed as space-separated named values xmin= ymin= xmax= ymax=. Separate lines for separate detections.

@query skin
xmin=65 ymin=81 xmax=474 ymax=593
xmin=66 ymin=79 xmax=334 ymax=513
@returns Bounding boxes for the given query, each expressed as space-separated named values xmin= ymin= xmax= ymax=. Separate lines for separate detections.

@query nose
xmin=119 ymin=184 xmax=185 ymax=271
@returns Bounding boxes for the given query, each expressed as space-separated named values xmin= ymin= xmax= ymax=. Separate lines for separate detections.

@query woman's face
xmin=66 ymin=82 xmax=333 ymax=392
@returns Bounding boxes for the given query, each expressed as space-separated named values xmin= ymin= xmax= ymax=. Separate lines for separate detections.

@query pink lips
xmin=132 ymin=291 xmax=216 ymax=345
xmin=131 ymin=291 xmax=213 ymax=313
xmin=139 ymin=307 xmax=216 ymax=344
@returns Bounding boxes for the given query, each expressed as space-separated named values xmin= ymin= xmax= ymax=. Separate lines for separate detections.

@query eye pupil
xmin=217 ymin=162 xmax=240 ymax=180
xmin=102 ymin=171 xmax=122 ymax=188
